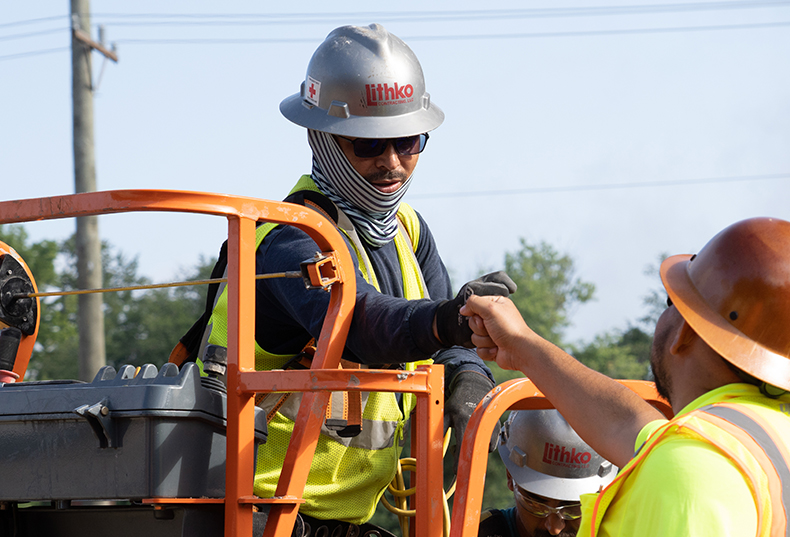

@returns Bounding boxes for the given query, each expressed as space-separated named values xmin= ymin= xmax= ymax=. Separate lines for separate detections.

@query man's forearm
xmin=509 ymin=334 xmax=661 ymax=467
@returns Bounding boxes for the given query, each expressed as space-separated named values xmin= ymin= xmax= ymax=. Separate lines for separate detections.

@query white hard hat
xmin=498 ymin=409 xmax=617 ymax=501
xmin=280 ymin=23 xmax=444 ymax=138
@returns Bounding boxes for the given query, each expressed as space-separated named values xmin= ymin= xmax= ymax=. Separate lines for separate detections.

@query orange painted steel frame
xmin=449 ymin=378 xmax=672 ymax=537
xmin=0 ymin=190 xmax=446 ymax=537
xmin=0 ymin=241 xmax=41 ymax=378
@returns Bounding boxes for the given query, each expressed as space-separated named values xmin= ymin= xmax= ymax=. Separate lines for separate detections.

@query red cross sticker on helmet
xmin=305 ymin=76 xmax=321 ymax=107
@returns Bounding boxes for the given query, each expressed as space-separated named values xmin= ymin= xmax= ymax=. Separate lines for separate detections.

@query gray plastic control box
xmin=0 ymin=362 xmax=267 ymax=501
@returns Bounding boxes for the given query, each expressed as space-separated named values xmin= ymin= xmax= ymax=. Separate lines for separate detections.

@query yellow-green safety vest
xmin=581 ymin=400 xmax=790 ymax=537
xmin=206 ymin=175 xmax=432 ymax=523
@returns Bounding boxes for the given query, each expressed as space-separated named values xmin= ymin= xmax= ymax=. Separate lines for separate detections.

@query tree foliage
xmin=0 ymin=225 xmax=59 ymax=287
xmin=0 ymin=225 xmax=214 ymax=380
xmin=571 ymin=326 xmax=653 ymax=380
xmin=504 ymin=238 xmax=595 ymax=347
xmin=569 ymin=254 xmax=668 ymax=382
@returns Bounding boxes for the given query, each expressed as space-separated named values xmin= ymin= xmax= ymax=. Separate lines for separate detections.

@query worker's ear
xmin=670 ymin=319 xmax=697 ymax=355
xmin=506 ymin=471 xmax=515 ymax=492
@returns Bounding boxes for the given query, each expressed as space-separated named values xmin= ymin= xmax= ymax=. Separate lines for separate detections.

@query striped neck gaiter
xmin=308 ymin=129 xmax=413 ymax=248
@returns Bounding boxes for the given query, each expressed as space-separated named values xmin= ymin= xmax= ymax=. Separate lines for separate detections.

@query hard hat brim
xmin=280 ymin=93 xmax=444 ymax=139
xmin=497 ymin=442 xmax=616 ymax=502
xmin=661 ymin=254 xmax=790 ymax=390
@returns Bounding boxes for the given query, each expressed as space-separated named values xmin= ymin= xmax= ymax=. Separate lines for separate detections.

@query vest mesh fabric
xmin=256 ymin=391 xmax=405 ymax=521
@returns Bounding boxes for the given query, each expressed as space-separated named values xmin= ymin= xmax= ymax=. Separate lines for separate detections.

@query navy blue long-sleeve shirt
xmin=254 ymin=198 xmax=492 ymax=384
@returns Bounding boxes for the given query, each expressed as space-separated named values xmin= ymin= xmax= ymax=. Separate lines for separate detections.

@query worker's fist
xmin=461 ymin=294 xmax=534 ymax=371
xmin=435 ymin=271 xmax=517 ymax=348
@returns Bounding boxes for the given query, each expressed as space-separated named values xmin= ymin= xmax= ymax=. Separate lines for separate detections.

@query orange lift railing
xmin=0 ymin=190 xmax=672 ymax=537
xmin=449 ymin=377 xmax=673 ymax=537
xmin=0 ymin=190 xmax=445 ymax=537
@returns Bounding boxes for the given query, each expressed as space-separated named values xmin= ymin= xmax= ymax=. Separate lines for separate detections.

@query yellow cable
xmin=395 ymin=458 xmax=410 ymax=537
xmin=381 ymin=428 xmax=456 ymax=537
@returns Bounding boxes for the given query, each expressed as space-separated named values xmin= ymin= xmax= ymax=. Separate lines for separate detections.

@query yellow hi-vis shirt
xmin=579 ymin=383 xmax=790 ymax=537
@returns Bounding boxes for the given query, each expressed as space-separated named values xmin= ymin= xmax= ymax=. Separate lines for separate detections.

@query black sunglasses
xmin=335 ymin=133 xmax=429 ymax=159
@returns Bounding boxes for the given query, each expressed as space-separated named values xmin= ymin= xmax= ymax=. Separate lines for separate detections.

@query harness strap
xmin=324 ymin=362 xmax=363 ymax=438
xmin=338 ymin=361 xmax=363 ymax=438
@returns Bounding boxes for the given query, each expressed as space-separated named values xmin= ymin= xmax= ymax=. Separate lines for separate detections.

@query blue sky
xmin=3 ymin=1 xmax=789 ymax=344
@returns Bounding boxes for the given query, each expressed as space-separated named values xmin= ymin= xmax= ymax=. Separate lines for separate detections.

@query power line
xmin=111 ymin=20 xmax=790 ymax=45
xmin=407 ymin=172 xmax=790 ymax=200
xmin=4 ymin=19 xmax=786 ymax=52
xmin=4 ymin=3 xmax=787 ymax=54
xmin=6 ymin=1 xmax=789 ymax=30
xmin=404 ymin=20 xmax=790 ymax=41
xmin=114 ymin=37 xmax=315 ymax=45
xmin=0 ymin=46 xmax=70 ymax=62
xmin=90 ymin=1 xmax=790 ymax=24
xmin=0 ymin=27 xmax=69 ymax=42
xmin=0 ymin=15 xmax=67 ymax=30
xmin=423 ymin=19 xmax=790 ymax=39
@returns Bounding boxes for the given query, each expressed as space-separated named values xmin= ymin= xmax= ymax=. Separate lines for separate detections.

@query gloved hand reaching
xmin=444 ymin=370 xmax=499 ymax=473
xmin=435 ymin=271 xmax=517 ymax=348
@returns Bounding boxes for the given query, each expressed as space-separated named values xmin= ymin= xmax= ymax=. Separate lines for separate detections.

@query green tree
xmin=129 ymin=256 xmax=214 ymax=366
xmin=505 ymin=238 xmax=595 ymax=347
xmin=0 ymin=225 xmax=59 ymax=287
xmin=27 ymin=236 xmax=149 ymax=379
xmin=0 ymin=226 xmax=214 ymax=380
xmin=568 ymin=253 xmax=670 ymax=382
xmin=571 ymin=326 xmax=653 ymax=380
xmin=41 ymin=237 xmax=214 ymax=379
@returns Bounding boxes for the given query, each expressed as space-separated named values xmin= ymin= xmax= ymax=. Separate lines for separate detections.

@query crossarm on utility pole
xmin=72 ymin=28 xmax=118 ymax=62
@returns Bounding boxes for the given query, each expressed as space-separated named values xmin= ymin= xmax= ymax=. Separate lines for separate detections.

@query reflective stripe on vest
xmin=698 ymin=404 xmax=790 ymax=537
xmin=585 ymin=402 xmax=790 ymax=537
xmin=206 ymin=175 xmax=431 ymax=523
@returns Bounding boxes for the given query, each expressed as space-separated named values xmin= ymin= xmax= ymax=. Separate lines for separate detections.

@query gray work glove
xmin=444 ymin=371 xmax=499 ymax=473
xmin=435 ymin=271 xmax=517 ymax=348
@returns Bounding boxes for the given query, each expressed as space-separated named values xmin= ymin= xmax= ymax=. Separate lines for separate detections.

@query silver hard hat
xmin=498 ymin=409 xmax=617 ymax=501
xmin=280 ymin=23 xmax=444 ymax=138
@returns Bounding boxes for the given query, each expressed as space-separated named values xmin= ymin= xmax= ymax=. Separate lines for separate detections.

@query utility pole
xmin=70 ymin=0 xmax=117 ymax=381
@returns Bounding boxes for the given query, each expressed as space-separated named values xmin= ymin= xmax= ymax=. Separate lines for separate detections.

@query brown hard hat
xmin=661 ymin=217 xmax=790 ymax=391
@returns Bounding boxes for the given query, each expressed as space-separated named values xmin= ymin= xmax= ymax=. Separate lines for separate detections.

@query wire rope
xmin=12 ymin=271 xmax=303 ymax=300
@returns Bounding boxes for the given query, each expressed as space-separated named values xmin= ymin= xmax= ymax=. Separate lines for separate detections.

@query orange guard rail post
xmin=449 ymin=377 xmax=673 ymax=537
xmin=0 ymin=190 xmax=444 ymax=537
